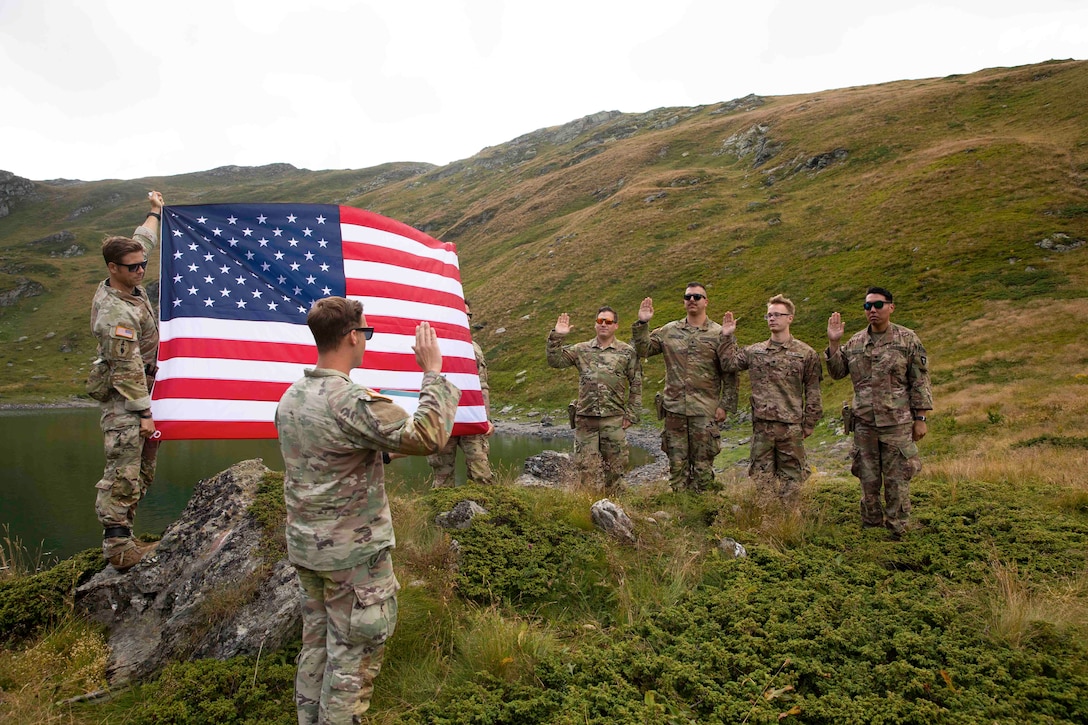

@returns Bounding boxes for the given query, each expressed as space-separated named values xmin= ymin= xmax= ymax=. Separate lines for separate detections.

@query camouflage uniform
xmin=546 ymin=331 xmax=642 ymax=488
xmin=721 ymin=335 xmax=823 ymax=503
xmin=89 ymin=223 xmax=160 ymax=563
xmin=276 ymin=368 xmax=459 ymax=724
xmin=428 ymin=340 xmax=494 ymax=487
xmin=632 ymin=318 xmax=738 ymax=491
xmin=826 ymin=323 xmax=932 ymax=534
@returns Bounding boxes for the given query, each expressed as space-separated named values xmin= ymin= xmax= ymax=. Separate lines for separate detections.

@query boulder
xmin=434 ymin=500 xmax=488 ymax=530
xmin=590 ymin=499 xmax=635 ymax=543
xmin=75 ymin=459 xmax=300 ymax=685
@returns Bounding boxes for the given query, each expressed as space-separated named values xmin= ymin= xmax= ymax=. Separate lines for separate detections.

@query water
xmin=0 ymin=408 xmax=645 ymax=562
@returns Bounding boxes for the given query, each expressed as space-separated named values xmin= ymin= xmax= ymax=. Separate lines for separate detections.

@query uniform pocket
xmin=348 ymin=595 xmax=398 ymax=649
xmin=85 ymin=359 xmax=112 ymax=402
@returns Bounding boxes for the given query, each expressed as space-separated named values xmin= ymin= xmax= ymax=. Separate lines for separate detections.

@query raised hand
xmin=554 ymin=313 xmax=572 ymax=335
xmin=827 ymin=312 xmax=845 ymax=343
xmin=147 ymin=190 xmax=164 ymax=211
xmin=721 ymin=311 xmax=737 ymax=336
xmin=412 ymin=321 xmax=443 ymax=374
xmin=638 ymin=297 xmax=654 ymax=323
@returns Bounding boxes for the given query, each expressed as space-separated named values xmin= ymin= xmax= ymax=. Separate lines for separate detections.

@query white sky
xmin=1 ymin=0 xmax=1086 ymax=182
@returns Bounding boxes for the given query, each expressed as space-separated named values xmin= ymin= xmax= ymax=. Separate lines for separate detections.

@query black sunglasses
xmin=350 ymin=327 xmax=375 ymax=340
xmin=863 ymin=301 xmax=888 ymax=311
xmin=114 ymin=260 xmax=149 ymax=272
xmin=683 ymin=293 xmax=705 ymax=301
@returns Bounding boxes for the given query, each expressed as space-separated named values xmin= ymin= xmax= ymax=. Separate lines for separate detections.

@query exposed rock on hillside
xmin=27 ymin=230 xmax=86 ymax=257
xmin=0 ymin=276 xmax=45 ymax=307
xmin=0 ymin=170 xmax=35 ymax=218
xmin=74 ymin=459 xmax=299 ymax=685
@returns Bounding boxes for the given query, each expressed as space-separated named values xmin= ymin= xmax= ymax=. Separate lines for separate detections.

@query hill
xmin=2 ymin=59 xmax=1087 ymax=457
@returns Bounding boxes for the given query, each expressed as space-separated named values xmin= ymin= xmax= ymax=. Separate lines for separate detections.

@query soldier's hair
xmin=597 ymin=305 xmax=618 ymax=323
xmin=866 ymin=286 xmax=894 ymax=302
xmin=101 ymin=236 xmax=145 ymax=265
xmin=767 ymin=294 xmax=795 ymax=315
xmin=685 ymin=282 xmax=707 ymax=295
xmin=308 ymin=296 xmax=365 ymax=353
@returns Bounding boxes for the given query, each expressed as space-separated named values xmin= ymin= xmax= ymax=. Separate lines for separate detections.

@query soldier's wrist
xmin=138 ymin=411 xmax=152 ymax=419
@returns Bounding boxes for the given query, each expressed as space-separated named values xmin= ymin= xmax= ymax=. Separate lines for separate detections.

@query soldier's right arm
xmin=335 ymin=372 xmax=461 ymax=455
xmin=631 ymin=320 xmax=663 ymax=358
xmin=718 ymin=333 xmax=750 ymax=372
xmin=546 ymin=330 xmax=579 ymax=369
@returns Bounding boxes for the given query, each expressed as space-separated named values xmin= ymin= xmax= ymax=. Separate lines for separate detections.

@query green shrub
xmin=0 ymin=548 xmax=104 ymax=644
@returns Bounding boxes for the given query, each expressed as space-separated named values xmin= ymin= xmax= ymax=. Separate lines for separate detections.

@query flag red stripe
xmin=158 ymin=338 xmax=478 ymax=372
xmin=340 ymin=207 xmax=454 ymax=252
xmin=156 ymin=419 xmax=485 ymax=440
xmin=364 ymin=316 xmax=471 ymax=342
xmin=342 ymin=241 xmax=461 ymax=278
xmin=346 ymin=279 xmax=468 ymax=313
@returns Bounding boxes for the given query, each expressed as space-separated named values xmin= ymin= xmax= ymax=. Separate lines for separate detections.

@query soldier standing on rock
xmin=632 ymin=283 xmax=738 ymax=492
xmin=719 ymin=294 xmax=823 ymax=507
xmin=428 ymin=299 xmax=495 ymax=487
xmin=826 ymin=287 xmax=932 ymax=538
xmin=88 ymin=191 xmax=164 ymax=571
xmin=546 ymin=306 xmax=641 ymax=489
xmin=275 ymin=297 xmax=459 ymax=723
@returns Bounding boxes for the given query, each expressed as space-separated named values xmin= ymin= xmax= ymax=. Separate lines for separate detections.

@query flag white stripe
xmin=341 ymin=223 xmax=461 ymax=267
xmin=344 ymin=259 xmax=465 ymax=297
xmin=153 ymin=398 xmax=486 ymax=423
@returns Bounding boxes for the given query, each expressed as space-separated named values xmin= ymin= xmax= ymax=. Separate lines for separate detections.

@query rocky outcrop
xmin=0 ymin=276 xmax=45 ymax=307
xmin=590 ymin=499 xmax=635 ymax=543
xmin=0 ymin=170 xmax=35 ymax=218
xmin=74 ymin=460 xmax=300 ymax=685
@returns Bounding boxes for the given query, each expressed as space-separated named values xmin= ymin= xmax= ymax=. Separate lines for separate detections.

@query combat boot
xmin=108 ymin=539 xmax=159 ymax=572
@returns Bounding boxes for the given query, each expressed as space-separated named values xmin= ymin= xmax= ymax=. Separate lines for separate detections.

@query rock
xmin=0 ymin=170 xmax=35 ymax=218
xmin=494 ymin=327 xmax=506 ymax=335
xmin=1036 ymin=233 xmax=1085 ymax=252
xmin=0 ymin=277 xmax=45 ymax=307
xmin=499 ymin=405 xmax=515 ymax=415
xmin=521 ymin=450 xmax=571 ymax=482
xmin=434 ymin=500 xmax=488 ymax=530
xmin=591 ymin=499 xmax=635 ymax=543
xmin=520 ymin=314 xmax=531 ymax=321
xmin=718 ymin=537 xmax=748 ymax=558
xmin=540 ymin=415 xmax=554 ymax=427
xmin=74 ymin=460 xmax=300 ymax=686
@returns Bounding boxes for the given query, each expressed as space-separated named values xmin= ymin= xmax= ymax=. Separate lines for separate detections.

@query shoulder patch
xmin=112 ymin=325 xmax=136 ymax=340
xmin=365 ymin=387 xmax=393 ymax=403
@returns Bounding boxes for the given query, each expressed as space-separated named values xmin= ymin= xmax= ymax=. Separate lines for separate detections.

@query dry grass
xmin=715 ymin=474 xmax=830 ymax=552
xmin=986 ymin=553 xmax=1088 ymax=648
xmin=922 ymin=447 xmax=1088 ymax=491
xmin=0 ymin=619 xmax=109 ymax=723
xmin=0 ymin=525 xmax=56 ymax=583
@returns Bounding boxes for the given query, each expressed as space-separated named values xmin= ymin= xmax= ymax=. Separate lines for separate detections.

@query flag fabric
xmin=152 ymin=203 xmax=487 ymax=440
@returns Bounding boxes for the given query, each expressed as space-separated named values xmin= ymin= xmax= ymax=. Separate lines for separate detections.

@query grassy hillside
xmin=2 ymin=59 xmax=1087 ymax=456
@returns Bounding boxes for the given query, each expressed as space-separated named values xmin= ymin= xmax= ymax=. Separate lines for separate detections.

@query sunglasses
xmin=350 ymin=327 xmax=375 ymax=340
xmin=863 ymin=301 xmax=888 ymax=311
xmin=683 ymin=293 xmax=705 ymax=301
xmin=115 ymin=260 xmax=149 ymax=272
xmin=596 ymin=318 xmax=617 ymax=325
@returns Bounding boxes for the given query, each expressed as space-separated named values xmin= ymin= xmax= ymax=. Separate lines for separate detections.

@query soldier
xmin=826 ymin=287 xmax=932 ymax=538
xmin=546 ymin=306 xmax=642 ymax=489
xmin=275 ymin=297 xmax=459 ymax=723
xmin=427 ymin=300 xmax=495 ymax=487
xmin=632 ymin=283 xmax=738 ymax=491
xmin=89 ymin=191 xmax=164 ymax=571
xmin=720 ymin=294 xmax=823 ymax=505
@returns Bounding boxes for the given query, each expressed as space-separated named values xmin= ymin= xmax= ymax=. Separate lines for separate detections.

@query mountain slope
xmin=1 ymin=59 xmax=1086 ymax=453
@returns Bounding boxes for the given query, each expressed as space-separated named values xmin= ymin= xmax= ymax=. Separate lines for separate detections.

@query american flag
xmin=151 ymin=203 xmax=487 ymax=440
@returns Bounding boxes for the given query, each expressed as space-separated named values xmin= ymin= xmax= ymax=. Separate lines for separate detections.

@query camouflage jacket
xmin=546 ymin=332 xmax=642 ymax=423
xmin=825 ymin=323 xmax=932 ymax=426
xmin=473 ymin=339 xmax=490 ymax=419
xmin=632 ymin=318 xmax=738 ymax=417
xmin=721 ymin=334 xmax=823 ymax=430
xmin=89 ymin=223 xmax=159 ymax=411
xmin=275 ymin=369 xmax=460 ymax=574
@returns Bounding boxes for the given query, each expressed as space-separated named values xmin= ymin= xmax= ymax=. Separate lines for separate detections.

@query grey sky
xmin=1 ymin=0 xmax=1085 ymax=181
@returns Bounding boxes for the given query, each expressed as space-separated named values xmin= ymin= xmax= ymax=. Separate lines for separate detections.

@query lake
xmin=0 ymin=407 xmax=629 ymax=563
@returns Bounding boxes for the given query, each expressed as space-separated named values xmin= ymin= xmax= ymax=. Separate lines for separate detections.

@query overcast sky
xmin=2 ymin=0 xmax=1086 ymax=182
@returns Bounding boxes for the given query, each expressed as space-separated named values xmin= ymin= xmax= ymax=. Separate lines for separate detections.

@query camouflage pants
xmin=294 ymin=560 xmax=399 ymax=725
xmin=428 ymin=434 xmax=494 ymax=487
xmin=574 ymin=415 xmax=628 ymax=489
xmin=662 ymin=412 xmax=721 ymax=491
xmin=95 ymin=394 xmax=159 ymax=560
xmin=851 ymin=419 xmax=921 ymax=533
xmin=749 ymin=419 xmax=809 ymax=504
